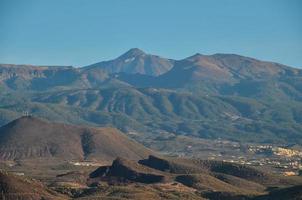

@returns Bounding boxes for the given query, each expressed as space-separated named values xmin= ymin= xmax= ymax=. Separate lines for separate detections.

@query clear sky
xmin=0 ymin=0 xmax=301 ymax=67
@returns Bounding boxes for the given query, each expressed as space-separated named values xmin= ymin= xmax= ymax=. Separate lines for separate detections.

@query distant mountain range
xmin=0 ymin=48 xmax=302 ymax=145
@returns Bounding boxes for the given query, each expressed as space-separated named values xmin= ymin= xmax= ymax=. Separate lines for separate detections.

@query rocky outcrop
xmin=90 ymin=157 xmax=167 ymax=184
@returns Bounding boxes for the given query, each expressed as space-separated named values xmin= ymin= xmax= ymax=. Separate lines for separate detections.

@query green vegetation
xmin=1 ymin=52 xmax=302 ymax=146
xmin=1 ymin=86 xmax=302 ymax=144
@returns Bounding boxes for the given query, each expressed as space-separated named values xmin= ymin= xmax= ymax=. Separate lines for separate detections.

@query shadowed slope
xmin=254 ymin=185 xmax=302 ymax=200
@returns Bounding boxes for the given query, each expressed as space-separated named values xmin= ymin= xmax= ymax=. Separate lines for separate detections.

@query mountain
xmin=84 ymin=48 xmax=174 ymax=76
xmin=119 ymin=53 xmax=302 ymax=99
xmin=159 ymin=53 xmax=301 ymax=85
xmin=0 ymin=48 xmax=175 ymax=91
xmin=1 ymin=50 xmax=301 ymax=99
xmin=0 ymin=116 xmax=152 ymax=161
xmin=1 ymin=49 xmax=302 ymax=146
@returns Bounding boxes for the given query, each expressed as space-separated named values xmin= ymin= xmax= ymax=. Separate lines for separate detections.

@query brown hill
xmin=90 ymin=157 xmax=168 ymax=184
xmin=0 ymin=170 xmax=66 ymax=200
xmin=89 ymin=156 xmax=302 ymax=199
xmin=0 ymin=116 xmax=152 ymax=162
xmin=139 ymin=155 xmax=286 ymax=186
xmin=90 ymin=156 xmax=268 ymax=198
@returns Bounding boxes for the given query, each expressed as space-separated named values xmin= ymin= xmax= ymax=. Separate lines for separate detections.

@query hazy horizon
xmin=1 ymin=47 xmax=302 ymax=69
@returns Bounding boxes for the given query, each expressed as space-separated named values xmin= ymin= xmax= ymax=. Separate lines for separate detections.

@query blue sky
xmin=0 ymin=0 xmax=301 ymax=67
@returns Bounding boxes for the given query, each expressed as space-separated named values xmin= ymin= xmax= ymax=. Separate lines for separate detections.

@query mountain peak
xmin=192 ymin=53 xmax=203 ymax=57
xmin=186 ymin=53 xmax=204 ymax=60
xmin=85 ymin=48 xmax=173 ymax=76
xmin=121 ymin=48 xmax=146 ymax=58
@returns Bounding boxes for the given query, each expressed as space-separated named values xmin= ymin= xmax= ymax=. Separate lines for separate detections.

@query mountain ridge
xmin=1 ymin=48 xmax=302 ymax=145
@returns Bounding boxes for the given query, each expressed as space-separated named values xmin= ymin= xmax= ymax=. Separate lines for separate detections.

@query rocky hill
xmin=86 ymin=155 xmax=302 ymax=199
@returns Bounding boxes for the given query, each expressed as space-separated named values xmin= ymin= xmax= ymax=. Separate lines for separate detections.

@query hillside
xmin=119 ymin=53 xmax=302 ymax=101
xmin=0 ymin=116 xmax=152 ymax=161
xmin=27 ymin=87 xmax=302 ymax=144
xmin=254 ymin=185 xmax=302 ymax=200
xmin=86 ymin=155 xmax=302 ymax=199
xmin=1 ymin=49 xmax=302 ymax=146
xmin=1 ymin=151 xmax=302 ymax=199
xmin=0 ymin=170 xmax=67 ymax=200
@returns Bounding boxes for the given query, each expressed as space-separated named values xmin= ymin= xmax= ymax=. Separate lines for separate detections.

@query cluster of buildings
xmin=227 ymin=145 xmax=302 ymax=176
